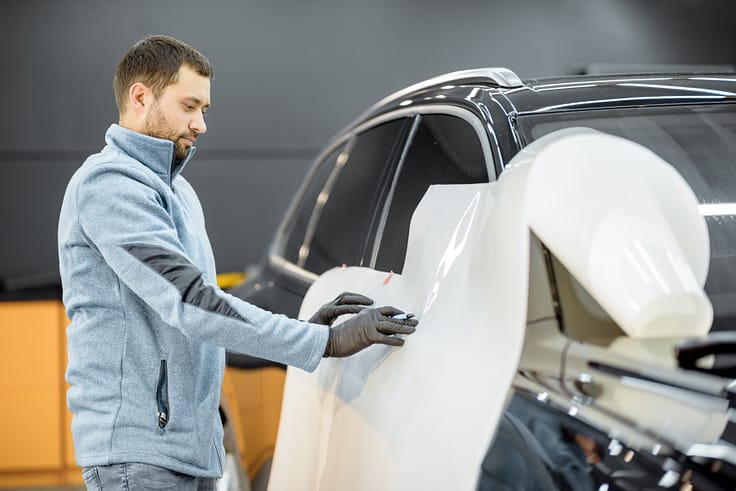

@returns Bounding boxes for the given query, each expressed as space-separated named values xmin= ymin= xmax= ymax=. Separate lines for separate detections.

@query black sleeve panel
xmin=122 ymin=243 xmax=247 ymax=322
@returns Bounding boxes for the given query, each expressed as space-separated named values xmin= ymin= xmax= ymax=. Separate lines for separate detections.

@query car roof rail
xmin=359 ymin=67 xmax=524 ymax=120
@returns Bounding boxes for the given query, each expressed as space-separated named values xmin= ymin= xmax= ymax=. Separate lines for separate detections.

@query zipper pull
xmin=156 ymin=359 xmax=169 ymax=429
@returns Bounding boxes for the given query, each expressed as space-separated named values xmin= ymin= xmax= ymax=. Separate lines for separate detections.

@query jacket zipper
xmin=156 ymin=359 xmax=170 ymax=429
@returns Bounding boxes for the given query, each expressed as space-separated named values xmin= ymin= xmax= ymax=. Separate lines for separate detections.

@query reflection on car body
xmin=229 ymin=68 xmax=736 ymax=489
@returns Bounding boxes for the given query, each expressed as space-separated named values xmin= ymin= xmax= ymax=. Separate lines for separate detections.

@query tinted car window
xmin=517 ymin=104 xmax=736 ymax=330
xmin=282 ymin=144 xmax=345 ymax=264
xmin=301 ymin=118 xmax=410 ymax=274
xmin=374 ymin=114 xmax=490 ymax=273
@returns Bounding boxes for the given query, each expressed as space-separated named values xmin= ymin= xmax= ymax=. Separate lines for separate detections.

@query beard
xmin=144 ymin=101 xmax=195 ymax=160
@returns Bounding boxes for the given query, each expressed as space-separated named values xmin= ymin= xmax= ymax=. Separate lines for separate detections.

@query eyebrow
xmin=183 ymin=96 xmax=210 ymax=109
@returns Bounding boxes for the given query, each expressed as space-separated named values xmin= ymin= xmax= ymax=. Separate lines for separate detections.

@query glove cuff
xmin=323 ymin=328 xmax=335 ymax=357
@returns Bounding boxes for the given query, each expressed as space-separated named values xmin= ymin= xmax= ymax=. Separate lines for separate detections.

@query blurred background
xmin=1 ymin=0 xmax=735 ymax=283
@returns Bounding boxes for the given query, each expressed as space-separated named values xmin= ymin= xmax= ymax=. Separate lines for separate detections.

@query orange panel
xmin=63 ymin=468 xmax=84 ymax=486
xmin=0 ymin=301 xmax=62 ymax=471
xmin=63 ymin=388 xmax=76 ymax=468
xmin=0 ymin=301 xmax=60 ymax=390
xmin=260 ymin=368 xmax=286 ymax=450
xmin=0 ymin=391 xmax=61 ymax=469
xmin=221 ymin=369 xmax=247 ymax=456
xmin=226 ymin=367 xmax=286 ymax=477
xmin=0 ymin=470 xmax=61 ymax=488
xmin=262 ymin=368 xmax=286 ymax=405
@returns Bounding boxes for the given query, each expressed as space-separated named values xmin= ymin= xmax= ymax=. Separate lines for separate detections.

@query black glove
xmin=308 ymin=291 xmax=374 ymax=326
xmin=324 ymin=306 xmax=418 ymax=358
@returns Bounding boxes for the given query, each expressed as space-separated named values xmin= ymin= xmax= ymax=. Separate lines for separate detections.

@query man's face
xmin=144 ymin=65 xmax=211 ymax=160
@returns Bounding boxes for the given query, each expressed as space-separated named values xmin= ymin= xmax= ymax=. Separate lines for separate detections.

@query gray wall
xmin=1 ymin=0 xmax=734 ymax=282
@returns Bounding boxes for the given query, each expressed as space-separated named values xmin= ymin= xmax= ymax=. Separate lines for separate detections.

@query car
xmin=227 ymin=68 xmax=736 ymax=490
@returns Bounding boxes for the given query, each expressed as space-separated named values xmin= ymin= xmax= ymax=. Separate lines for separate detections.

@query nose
xmin=190 ymin=112 xmax=207 ymax=135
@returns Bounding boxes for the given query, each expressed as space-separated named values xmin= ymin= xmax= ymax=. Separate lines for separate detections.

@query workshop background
xmin=0 ymin=0 xmax=735 ymax=489
xmin=1 ymin=0 xmax=735 ymax=284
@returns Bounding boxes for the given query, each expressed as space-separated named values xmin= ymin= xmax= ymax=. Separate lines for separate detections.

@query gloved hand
xmin=308 ymin=291 xmax=374 ymax=326
xmin=324 ymin=307 xmax=418 ymax=357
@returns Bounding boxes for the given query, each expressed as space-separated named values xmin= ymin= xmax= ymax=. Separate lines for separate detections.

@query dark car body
xmin=230 ymin=69 xmax=736 ymax=489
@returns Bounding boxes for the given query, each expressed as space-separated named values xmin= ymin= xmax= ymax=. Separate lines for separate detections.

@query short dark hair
xmin=113 ymin=35 xmax=214 ymax=114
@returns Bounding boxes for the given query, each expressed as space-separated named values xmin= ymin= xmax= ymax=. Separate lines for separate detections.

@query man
xmin=58 ymin=35 xmax=417 ymax=490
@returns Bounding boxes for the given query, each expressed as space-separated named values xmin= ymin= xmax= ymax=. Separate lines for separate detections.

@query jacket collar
xmin=105 ymin=124 xmax=197 ymax=187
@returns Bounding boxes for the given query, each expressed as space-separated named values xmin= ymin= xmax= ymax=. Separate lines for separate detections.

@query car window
xmin=516 ymin=104 xmax=736 ymax=331
xmin=281 ymin=144 xmax=345 ymax=264
xmin=300 ymin=118 xmax=411 ymax=274
xmin=374 ymin=113 xmax=490 ymax=273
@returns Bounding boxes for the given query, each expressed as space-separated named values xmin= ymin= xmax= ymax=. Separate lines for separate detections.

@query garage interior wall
xmin=1 ymin=0 xmax=734 ymax=281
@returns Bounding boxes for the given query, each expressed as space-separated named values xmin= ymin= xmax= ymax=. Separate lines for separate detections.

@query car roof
xmin=509 ymin=72 xmax=736 ymax=115
xmin=356 ymin=68 xmax=736 ymax=123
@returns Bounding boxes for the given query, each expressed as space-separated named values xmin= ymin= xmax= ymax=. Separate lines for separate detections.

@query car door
xmin=231 ymin=117 xmax=414 ymax=320
xmin=296 ymin=117 xmax=413 ymax=275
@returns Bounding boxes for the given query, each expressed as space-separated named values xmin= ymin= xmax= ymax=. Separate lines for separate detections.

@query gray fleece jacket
xmin=58 ymin=124 xmax=329 ymax=477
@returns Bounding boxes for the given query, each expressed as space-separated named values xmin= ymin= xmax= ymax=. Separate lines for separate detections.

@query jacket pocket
xmin=156 ymin=359 xmax=170 ymax=429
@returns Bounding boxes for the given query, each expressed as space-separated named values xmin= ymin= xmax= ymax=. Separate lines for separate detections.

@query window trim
xmin=268 ymin=104 xmax=497 ymax=283
xmin=295 ymin=136 xmax=358 ymax=269
xmin=367 ymin=115 xmax=423 ymax=268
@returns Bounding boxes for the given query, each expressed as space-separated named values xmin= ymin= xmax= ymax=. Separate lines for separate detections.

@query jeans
xmin=82 ymin=463 xmax=217 ymax=491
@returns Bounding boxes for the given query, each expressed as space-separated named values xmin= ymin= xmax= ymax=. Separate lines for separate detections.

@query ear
xmin=128 ymin=82 xmax=150 ymax=115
